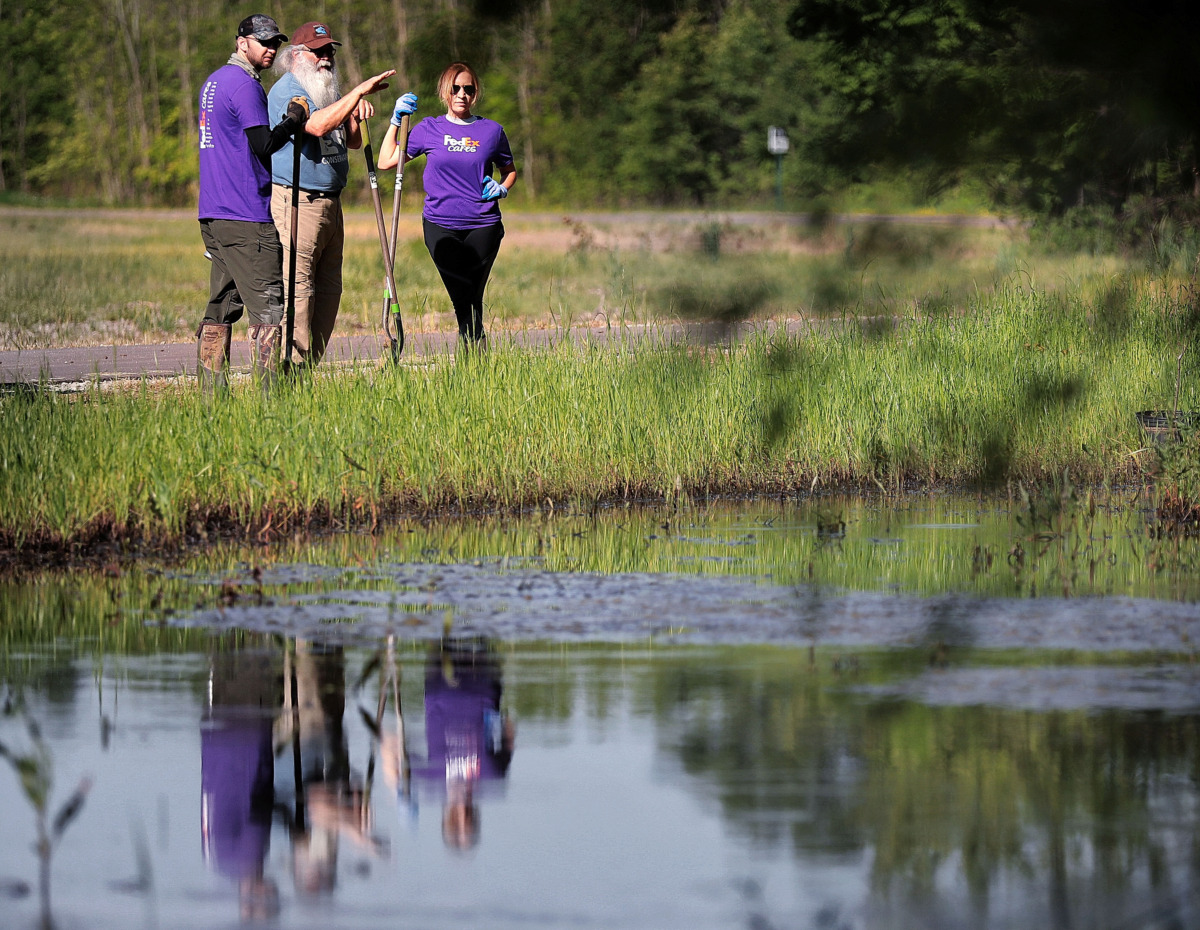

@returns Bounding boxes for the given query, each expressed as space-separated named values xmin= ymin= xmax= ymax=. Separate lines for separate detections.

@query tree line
xmin=4 ymin=0 xmax=1199 ymax=224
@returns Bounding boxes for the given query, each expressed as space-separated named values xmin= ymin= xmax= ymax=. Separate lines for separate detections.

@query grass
xmin=0 ymin=206 xmax=1132 ymax=350
xmin=2 ymin=272 xmax=1195 ymax=557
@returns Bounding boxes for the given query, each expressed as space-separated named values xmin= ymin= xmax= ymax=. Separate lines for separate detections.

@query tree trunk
xmin=391 ymin=0 xmax=410 ymax=87
xmin=0 ymin=0 xmax=6 ymax=192
xmin=14 ymin=86 xmax=28 ymax=193
xmin=176 ymin=4 xmax=194 ymax=153
xmin=338 ymin=8 xmax=364 ymax=88
xmin=149 ymin=33 xmax=162 ymax=137
xmin=98 ymin=74 xmax=126 ymax=202
xmin=445 ymin=0 xmax=459 ymax=56
xmin=517 ymin=8 xmax=538 ymax=200
xmin=112 ymin=0 xmax=152 ymax=172
xmin=0 ymin=80 xmax=7 ymax=193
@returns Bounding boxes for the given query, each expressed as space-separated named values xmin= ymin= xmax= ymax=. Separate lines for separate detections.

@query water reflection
xmin=201 ymin=639 xmax=389 ymax=918
xmin=1 ymin=639 xmax=1198 ymax=929
xmin=651 ymin=652 xmax=1200 ymax=929
xmin=4 ymin=491 xmax=1200 ymax=928
xmin=197 ymin=635 xmax=517 ymax=922
xmin=284 ymin=640 xmax=386 ymax=895
xmin=200 ymin=648 xmax=281 ymax=919
xmin=397 ymin=638 xmax=515 ymax=851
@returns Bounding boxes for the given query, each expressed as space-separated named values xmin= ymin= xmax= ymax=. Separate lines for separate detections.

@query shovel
xmin=285 ymin=127 xmax=302 ymax=368
xmin=361 ymin=118 xmax=404 ymax=361
xmin=382 ymin=114 xmax=412 ymax=350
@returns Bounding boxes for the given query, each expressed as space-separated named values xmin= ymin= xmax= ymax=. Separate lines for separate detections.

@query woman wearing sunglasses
xmin=379 ymin=62 xmax=516 ymax=350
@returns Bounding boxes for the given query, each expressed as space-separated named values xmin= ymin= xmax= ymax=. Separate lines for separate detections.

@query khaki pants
xmin=271 ymin=185 xmax=344 ymax=365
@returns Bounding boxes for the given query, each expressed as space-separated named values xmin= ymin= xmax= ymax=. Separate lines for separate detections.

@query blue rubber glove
xmin=481 ymin=177 xmax=508 ymax=201
xmin=390 ymin=93 xmax=418 ymax=127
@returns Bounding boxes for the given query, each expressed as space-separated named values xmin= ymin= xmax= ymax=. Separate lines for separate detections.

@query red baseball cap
xmin=291 ymin=22 xmax=340 ymax=50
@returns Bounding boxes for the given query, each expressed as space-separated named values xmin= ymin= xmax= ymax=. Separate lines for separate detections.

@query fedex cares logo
xmin=198 ymin=81 xmax=217 ymax=149
xmin=444 ymin=134 xmax=481 ymax=153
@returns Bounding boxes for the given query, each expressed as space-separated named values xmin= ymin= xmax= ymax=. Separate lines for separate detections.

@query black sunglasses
xmin=251 ymin=36 xmax=284 ymax=50
xmin=451 ymin=83 xmax=476 ymax=97
xmin=308 ymin=45 xmax=336 ymax=58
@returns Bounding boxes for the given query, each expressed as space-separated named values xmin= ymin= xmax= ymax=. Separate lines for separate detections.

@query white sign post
xmin=767 ymin=126 xmax=789 ymax=209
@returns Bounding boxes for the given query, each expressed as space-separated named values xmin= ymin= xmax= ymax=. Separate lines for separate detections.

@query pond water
xmin=2 ymin=493 xmax=1199 ymax=930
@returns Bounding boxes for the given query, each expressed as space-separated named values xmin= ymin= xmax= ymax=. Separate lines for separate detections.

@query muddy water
xmin=1 ymin=493 xmax=1198 ymax=929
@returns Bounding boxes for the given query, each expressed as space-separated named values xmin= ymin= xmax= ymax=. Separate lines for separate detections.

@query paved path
xmin=0 ymin=330 xmax=453 ymax=388
xmin=0 ymin=320 xmax=773 ymax=390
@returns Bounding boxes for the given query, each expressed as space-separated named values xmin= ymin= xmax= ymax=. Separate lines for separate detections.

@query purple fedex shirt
xmin=198 ymin=63 xmax=273 ymax=222
xmin=407 ymin=116 xmax=514 ymax=230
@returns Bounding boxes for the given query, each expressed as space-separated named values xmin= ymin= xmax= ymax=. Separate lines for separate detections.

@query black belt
xmin=279 ymin=186 xmax=340 ymax=200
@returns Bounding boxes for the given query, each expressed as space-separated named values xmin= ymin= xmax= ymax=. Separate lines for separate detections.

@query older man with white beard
xmin=267 ymin=22 xmax=405 ymax=366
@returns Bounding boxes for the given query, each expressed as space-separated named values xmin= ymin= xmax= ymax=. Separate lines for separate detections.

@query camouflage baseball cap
xmin=237 ymin=14 xmax=287 ymax=43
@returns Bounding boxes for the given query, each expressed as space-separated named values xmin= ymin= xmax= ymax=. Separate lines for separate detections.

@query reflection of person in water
xmin=409 ymin=638 xmax=515 ymax=850
xmin=200 ymin=647 xmax=284 ymax=920
xmin=281 ymin=639 xmax=383 ymax=894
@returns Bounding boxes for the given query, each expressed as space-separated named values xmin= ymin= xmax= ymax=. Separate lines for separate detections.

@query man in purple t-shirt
xmin=196 ymin=14 xmax=309 ymax=393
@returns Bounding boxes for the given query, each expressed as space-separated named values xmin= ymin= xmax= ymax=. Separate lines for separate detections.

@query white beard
xmin=283 ymin=50 xmax=340 ymax=109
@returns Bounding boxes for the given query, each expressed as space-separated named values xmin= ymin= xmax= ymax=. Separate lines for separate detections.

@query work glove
xmin=391 ymin=93 xmax=418 ymax=126
xmin=481 ymin=177 xmax=508 ymax=201
xmin=286 ymin=95 xmax=310 ymax=126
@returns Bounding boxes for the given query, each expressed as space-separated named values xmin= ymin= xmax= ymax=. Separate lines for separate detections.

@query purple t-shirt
xmin=406 ymin=116 xmax=514 ymax=230
xmin=198 ymin=63 xmax=273 ymax=222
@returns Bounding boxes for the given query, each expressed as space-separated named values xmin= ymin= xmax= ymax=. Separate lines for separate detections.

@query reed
xmin=1 ymin=273 xmax=1193 ymax=555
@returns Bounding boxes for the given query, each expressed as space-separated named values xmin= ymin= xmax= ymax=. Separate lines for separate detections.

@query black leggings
xmin=423 ymin=219 xmax=504 ymax=343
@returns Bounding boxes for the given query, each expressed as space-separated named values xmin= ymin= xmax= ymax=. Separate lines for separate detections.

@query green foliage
xmin=4 ymin=0 xmax=1190 ymax=220
xmin=2 ymin=0 xmax=71 ymax=196
xmin=1153 ymin=427 xmax=1200 ymax=530
xmin=1031 ymin=199 xmax=1200 ymax=280
xmin=617 ymin=14 xmax=723 ymax=205
xmin=789 ymin=0 xmax=1200 ymax=218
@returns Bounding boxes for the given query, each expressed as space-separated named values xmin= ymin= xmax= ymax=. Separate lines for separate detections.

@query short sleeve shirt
xmin=268 ymin=72 xmax=350 ymax=193
xmin=198 ymin=63 xmax=273 ymax=222
xmin=406 ymin=116 xmax=515 ymax=230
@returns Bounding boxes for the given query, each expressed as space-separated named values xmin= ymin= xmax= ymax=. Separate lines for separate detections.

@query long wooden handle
xmin=362 ymin=119 xmax=404 ymax=358
xmin=286 ymin=128 xmax=302 ymax=365
xmin=387 ymin=113 xmax=411 ymax=270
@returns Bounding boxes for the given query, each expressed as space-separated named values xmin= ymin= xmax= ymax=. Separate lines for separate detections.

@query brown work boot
xmin=196 ymin=321 xmax=232 ymax=394
xmin=248 ymin=323 xmax=283 ymax=392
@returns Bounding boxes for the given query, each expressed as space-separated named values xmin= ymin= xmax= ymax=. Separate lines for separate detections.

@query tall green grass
xmin=2 ymin=275 xmax=1194 ymax=553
